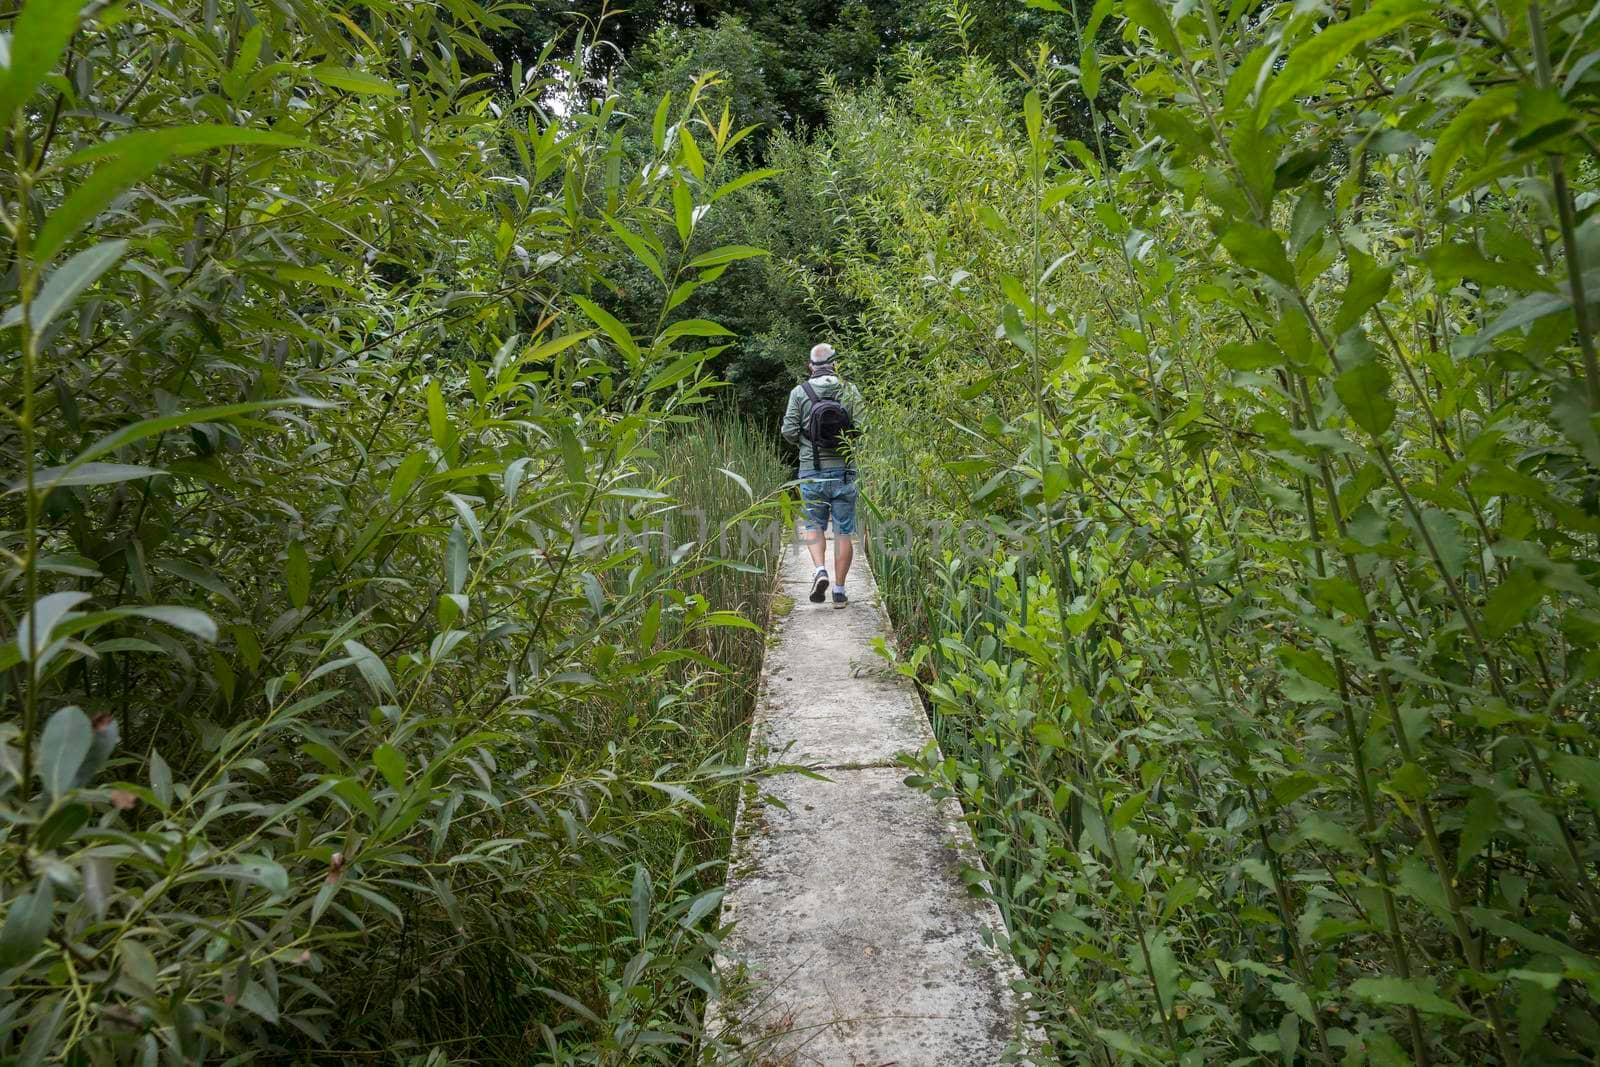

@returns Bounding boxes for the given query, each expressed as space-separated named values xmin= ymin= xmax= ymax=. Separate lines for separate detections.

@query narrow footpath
xmin=709 ymin=531 xmax=1035 ymax=1065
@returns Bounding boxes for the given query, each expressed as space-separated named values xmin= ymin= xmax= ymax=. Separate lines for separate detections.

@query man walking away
xmin=781 ymin=342 xmax=864 ymax=608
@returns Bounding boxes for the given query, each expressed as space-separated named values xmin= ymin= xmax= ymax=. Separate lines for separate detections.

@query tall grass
xmin=412 ymin=417 xmax=790 ymax=1064
xmin=644 ymin=419 xmax=792 ymax=756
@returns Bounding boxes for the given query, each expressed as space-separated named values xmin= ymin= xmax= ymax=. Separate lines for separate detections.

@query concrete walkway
xmin=709 ymin=532 xmax=1035 ymax=1066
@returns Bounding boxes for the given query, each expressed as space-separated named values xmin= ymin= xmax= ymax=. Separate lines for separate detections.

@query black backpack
xmin=801 ymin=380 xmax=855 ymax=452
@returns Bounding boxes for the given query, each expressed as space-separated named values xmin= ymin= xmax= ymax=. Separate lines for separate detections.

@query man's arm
xmin=780 ymin=386 xmax=802 ymax=445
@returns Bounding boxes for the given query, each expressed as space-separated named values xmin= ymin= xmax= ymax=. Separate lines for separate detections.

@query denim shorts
xmin=799 ymin=468 xmax=858 ymax=536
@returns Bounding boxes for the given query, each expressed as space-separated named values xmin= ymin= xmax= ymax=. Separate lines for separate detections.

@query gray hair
xmin=808 ymin=342 xmax=837 ymax=376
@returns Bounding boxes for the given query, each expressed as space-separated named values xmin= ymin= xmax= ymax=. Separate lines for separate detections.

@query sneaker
xmin=832 ymin=588 xmax=848 ymax=609
xmin=809 ymin=571 xmax=829 ymax=603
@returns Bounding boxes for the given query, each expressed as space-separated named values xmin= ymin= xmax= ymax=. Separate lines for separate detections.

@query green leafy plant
xmin=805 ymin=1 xmax=1600 ymax=1062
xmin=1 ymin=0 xmax=785 ymax=1062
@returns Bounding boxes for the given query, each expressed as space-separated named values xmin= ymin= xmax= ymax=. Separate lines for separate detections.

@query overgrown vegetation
xmin=0 ymin=0 xmax=788 ymax=1061
xmin=12 ymin=0 xmax=1600 ymax=1063
xmin=819 ymin=2 xmax=1600 ymax=1063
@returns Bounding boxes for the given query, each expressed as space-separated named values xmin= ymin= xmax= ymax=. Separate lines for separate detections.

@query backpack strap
xmin=799 ymin=381 xmax=821 ymax=466
xmin=799 ymin=381 xmax=822 ymax=440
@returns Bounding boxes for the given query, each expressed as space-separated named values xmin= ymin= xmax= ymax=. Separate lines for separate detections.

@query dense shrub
xmin=814 ymin=3 xmax=1600 ymax=1063
xmin=0 ymin=0 xmax=785 ymax=1061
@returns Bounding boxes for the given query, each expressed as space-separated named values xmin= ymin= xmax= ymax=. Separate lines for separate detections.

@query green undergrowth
xmin=0 ymin=0 xmax=789 ymax=1061
xmin=830 ymin=4 xmax=1600 ymax=1064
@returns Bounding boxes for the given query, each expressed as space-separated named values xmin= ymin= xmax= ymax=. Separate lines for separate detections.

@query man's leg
xmin=829 ymin=479 xmax=857 ymax=607
xmin=834 ymin=533 xmax=853 ymax=585
xmin=804 ymin=525 xmax=827 ymax=570
xmin=800 ymin=480 xmax=831 ymax=602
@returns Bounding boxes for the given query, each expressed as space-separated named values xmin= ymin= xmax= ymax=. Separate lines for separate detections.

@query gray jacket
xmin=781 ymin=374 xmax=863 ymax=472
